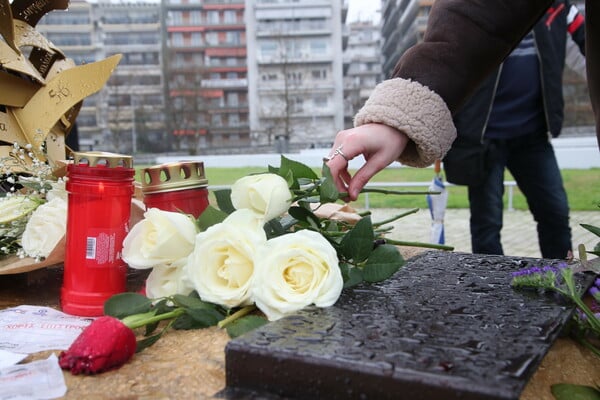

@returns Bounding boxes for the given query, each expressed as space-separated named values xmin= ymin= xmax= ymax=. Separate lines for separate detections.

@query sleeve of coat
xmin=355 ymin=0 xmax=553 ymax=167
xmin=566 ymin=2 xmax=585 ymax=54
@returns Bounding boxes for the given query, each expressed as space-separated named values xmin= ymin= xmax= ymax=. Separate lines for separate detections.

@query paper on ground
xmin=0 ymin=349 xmax=27 ymax=369
xmin=0 ymin=305 xmax=92 ymax=354
xmin=0 ymin=354 xmax=67 ymax=400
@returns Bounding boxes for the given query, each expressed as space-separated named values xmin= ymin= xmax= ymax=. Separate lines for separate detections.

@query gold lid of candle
xmin=141 ymin=161 xmax=208 ymax=194
xmin=72 ymin=151 xmax=133 ymax=168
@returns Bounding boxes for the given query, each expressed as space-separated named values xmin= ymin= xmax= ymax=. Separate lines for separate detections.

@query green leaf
xmin=319 ymin=165 xmax=339 ymax=203
xmin=104 ymin=292 xmax=152 ymax=319
xmin=172 ymin=312 xmax=217 ymax=330
xmin=196 ymin=205 xmax=228 ymax=231
xmin=339 ymin=263 xmax=364 ymax=288
xmin=280 ymin=155 xmax=318 ymax=182
xmin=288 ymin=206 xmax=320 ymax=228
xmin=136 ymin=332 xmax=163 ymax=353
xmin=225 ymin=315 xmax=269 ymax=338
xmin=171 ymin=294 xmax=217 ymax=310
xmin=581 ymin=224 xmax=600 ymax=238
xmin=340 ymin=217 xmax=374 ymax=263
xmin=184 ymin=308 xmax=222 ymax=327
xmin=214 ymin=189 xmax=235 ymax=214
xmin=264 ymin=219 xmax=286 ymax=238
xmin=362 ymin=244 xmax=404 ymax=283
xmin=551 ymin=383 xmax=600 ymax=400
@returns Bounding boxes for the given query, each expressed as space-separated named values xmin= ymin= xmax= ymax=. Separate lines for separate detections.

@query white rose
xmin=145 ymin=257 xmax=195 ymax=299
xmin=185 ymin=209 xmax=267 ymax=308
xmin=46 ymin=180 xmax=67 ymax=202
xmin=222 ymin=207 xmax=265 ymax=231
xmin=230 ymin=173 xmax=292 ymax=222
xmin=122 ymin=208 xmax=197 ymax=269
xmin=21 ymin=197 xmax=67 ymax=258
xmin=252 ymin=229 xmax=343 ymax=321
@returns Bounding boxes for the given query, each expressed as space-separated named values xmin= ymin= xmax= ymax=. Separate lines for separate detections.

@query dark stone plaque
xmin=223 ymin=251 xmax=594 ymax=400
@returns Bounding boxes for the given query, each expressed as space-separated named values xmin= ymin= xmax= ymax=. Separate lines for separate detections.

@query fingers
xmin=324 ymin=123 xmax=409 ymax=201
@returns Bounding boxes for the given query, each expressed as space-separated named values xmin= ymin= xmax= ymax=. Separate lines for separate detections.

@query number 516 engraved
xmin=48 ymin=81 xmax=71 ymax=105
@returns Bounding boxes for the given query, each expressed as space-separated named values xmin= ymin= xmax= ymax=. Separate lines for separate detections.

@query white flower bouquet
xmin=106 ymin=156 xmax=452 ymax=348
xmin=0 ymin=144 xmax=68 ymax=274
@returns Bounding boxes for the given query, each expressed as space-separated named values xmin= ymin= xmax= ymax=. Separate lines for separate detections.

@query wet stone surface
xmin=223 ymin=251 xmax=595 ymax=400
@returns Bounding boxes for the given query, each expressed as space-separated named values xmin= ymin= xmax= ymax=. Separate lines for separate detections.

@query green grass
xmin=135 ymin=166 xmax=600 ymax=211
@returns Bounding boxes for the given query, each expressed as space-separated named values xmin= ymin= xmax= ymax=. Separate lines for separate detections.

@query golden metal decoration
xmin=0 ymin=0 xmax=122 ymax=171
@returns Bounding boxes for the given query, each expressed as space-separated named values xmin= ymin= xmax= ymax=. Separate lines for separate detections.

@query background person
xmin=325 ymin=0 xmax=598 ymax=204
xmin=442 ymin=1 xmax=585 ymax=259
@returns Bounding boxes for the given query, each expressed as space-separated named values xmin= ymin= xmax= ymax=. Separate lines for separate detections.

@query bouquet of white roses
xmin=59 ymin=156 xmax=453 ymax=375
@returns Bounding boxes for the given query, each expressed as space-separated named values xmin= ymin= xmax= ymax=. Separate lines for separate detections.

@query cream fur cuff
xmin=354 ymin=78 xmax=456 ymax=167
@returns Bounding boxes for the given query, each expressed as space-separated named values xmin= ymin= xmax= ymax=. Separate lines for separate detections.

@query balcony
xmin=201 ymin=78 xmax=248 ymax=89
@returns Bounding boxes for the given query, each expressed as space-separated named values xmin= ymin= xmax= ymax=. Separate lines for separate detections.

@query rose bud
xmin=58 ymin=316 xmax=137 ymax=375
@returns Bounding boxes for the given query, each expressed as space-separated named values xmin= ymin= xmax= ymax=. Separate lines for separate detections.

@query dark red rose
xmin=59 ymin=316 xmax=137 ymax=375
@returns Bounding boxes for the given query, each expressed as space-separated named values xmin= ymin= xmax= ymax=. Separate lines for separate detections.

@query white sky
xmin=347 ymin=0 xmax=381 ymax=23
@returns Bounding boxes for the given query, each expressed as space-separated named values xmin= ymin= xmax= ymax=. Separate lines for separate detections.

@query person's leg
xmin=468 ymin=140 xmax=507 ymax=255
xmin=506 ymin=132 xmax=571 ymax=259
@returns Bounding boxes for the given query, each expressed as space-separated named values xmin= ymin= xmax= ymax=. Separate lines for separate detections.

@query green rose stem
xmin=359 ymin=188 xmax=440 ymax=196
xmin=120 ymin=305 xmax=258 ymax=331
xmin=121 ymin=308 xmax=186 ymax=330
xmin=217 ymin=305 xmax=257 ymax=329
xmin=372 ymin=208 xmax=419 ymax=227
xmin=383 ymin=238 xmax=454 ymax=251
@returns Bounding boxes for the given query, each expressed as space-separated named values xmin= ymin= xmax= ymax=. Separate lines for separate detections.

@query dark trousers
xmin=467 ymin=130 xmax=572 ymax=259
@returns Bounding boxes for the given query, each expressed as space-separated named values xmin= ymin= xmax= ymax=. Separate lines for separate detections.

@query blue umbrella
xmin=426 ymin=160 xmax=448 ymax=245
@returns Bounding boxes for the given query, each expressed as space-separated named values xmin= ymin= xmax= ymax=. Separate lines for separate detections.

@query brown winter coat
xmin=354 ymin=0 xmax=599 ymax=167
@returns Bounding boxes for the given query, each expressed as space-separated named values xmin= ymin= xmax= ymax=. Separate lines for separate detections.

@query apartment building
xmin=245 ymin=0 xmax=348 ymax=152
xmin=38 ymin=0 xmax=166 ymax=153
xmin=162 ymin=0 xmax=250 ymax=154
xmin=380 ymin=0 xmax=431 ymax=79
xmin=343 ymin=20 xmax=383 ymax=129
xmin=97 ymin=0 xmax=165 ymax=153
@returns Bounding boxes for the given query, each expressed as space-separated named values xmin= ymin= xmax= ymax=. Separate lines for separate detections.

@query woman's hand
xmin=324 ymin=123 xmax=409 ymax=201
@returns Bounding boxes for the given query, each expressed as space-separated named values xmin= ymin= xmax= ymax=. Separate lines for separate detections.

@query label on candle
xmin=84 ymin=229 xmax=121 ymax=267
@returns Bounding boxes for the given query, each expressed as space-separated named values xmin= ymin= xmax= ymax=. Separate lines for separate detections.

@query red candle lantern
xmin=61 ymin=152 xmax=134 ymax=316
xmin=140 ymin=161 xmax=209 ymax=219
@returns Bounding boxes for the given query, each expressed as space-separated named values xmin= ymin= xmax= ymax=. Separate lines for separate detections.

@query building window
xmin=169 ymin=11 xmax=182 ymax=25
xmin=207 ymin=10 xmax=219 ymax=24
xmin=311 ymin=69 xmax=327 ymax=79
xmin=225 ymin=31 xmax=239 ymax=45
xmin=260 ymin=41 xmax=278 ymax=57
xmin=227 ymin=93 xmax=239 ymax=107
xmin=310 ymin=40 xmax=327 ymax=54
xmin=261 ymin=73 xmax=277 ymax=81
xmin=190 ymin=11 xmax=202 ymax=25
xmin=205 ymin=32 xmax=218 ymax=45
xmin=313 ymin=96 xmax=327 ymax=108
xmin=228 ymin=113 xmax=239 ymax=126
xmin=291 ymin=97 xmax=303 ymax=113
xmin=171 ymin=33 xmax=183 ymax=46
xmin=191 ymin=32 xmax=202 ymax=46
xmin=224 ymin=10 xmax=236 ymax=24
